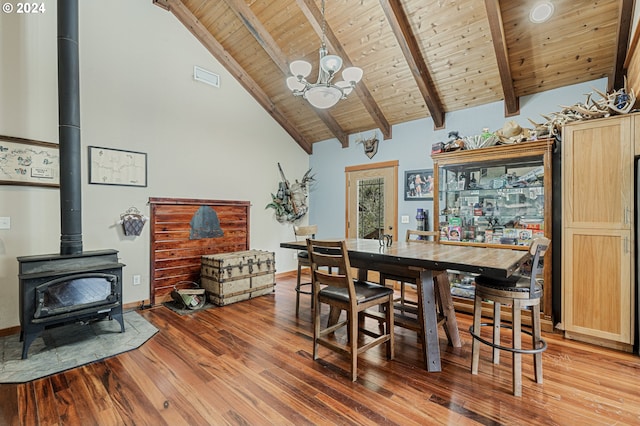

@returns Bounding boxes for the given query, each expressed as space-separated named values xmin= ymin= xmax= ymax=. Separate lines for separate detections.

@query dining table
xmin=280 ymin=238 xmax=530 ymax=372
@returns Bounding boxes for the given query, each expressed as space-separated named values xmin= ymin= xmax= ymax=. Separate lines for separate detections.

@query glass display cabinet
xmin=431 ymin=139 xmax=554 ymax=330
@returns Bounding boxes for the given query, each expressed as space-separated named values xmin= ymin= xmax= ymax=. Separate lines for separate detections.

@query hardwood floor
xmin=1 ymin=271 xmax=640 ymax=425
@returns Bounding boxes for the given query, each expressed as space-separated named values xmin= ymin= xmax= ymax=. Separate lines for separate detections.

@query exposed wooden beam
xmin=484 ymin=0 xmax=519 ymax=117
xmin=152 ymin=0 xmax=169 ymax=11
xmin=296 ymin=0 xmax=392 ymax=141
xmin=624 ymin=13 xmax=640 ymax=93
xmin=153 ymin=0 xmax=314 ymax=154
xmin=611 ymin=0 xmax=634 ymax=90
xmin=223 ymin=0 xmax=289 ymax=71
xmin=314 ymin=110 xmax=349 ymax=147
xmin=379 ymin=0 xmax=445 ymax=130
xmin=223 ymin=0 xmax=349 ymax=148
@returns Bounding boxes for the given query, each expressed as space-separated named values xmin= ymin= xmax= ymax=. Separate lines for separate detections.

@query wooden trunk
xmin=201 ymin=250 xmax=275 ymax=306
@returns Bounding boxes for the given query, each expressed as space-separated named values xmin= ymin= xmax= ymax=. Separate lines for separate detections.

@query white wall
xmin=0 ymin=0 xmax=309 ymax=330
xmin=309 ymin=78 xmax=608 ymax=239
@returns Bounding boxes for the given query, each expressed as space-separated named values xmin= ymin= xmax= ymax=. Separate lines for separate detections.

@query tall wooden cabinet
xmin=432 ymin=139 xmax=554 ymax=331
xmin=562 ymin=114 xmax=636 ymax=351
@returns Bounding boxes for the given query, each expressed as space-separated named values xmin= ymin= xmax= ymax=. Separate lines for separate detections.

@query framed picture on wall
xmin=0 ymin=135 xmax=60 ymax=188
xmin=88 ymin=146 xmax=147 ymax=187
xmin=404 ymin=169 xmax=434 ymax=200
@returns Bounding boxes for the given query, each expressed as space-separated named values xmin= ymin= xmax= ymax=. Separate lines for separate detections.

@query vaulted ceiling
xmin=152 ymin=0 xmax=634 ymax=154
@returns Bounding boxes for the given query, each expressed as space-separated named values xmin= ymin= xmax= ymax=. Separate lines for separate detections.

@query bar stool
xmin=293 ymin=224 xmax=318 ymax=316
xmin=469 ymin=237 xmax=550 ymax=396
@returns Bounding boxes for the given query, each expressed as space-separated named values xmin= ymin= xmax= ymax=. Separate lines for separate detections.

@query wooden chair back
xmin=305 ymin=239 xmax=356 ymax=304
xmin=293 ymin=224 xmax=318 ymax=266
xmin=405 ymin=229 xmax=438 ymax=242
xmin=294 ymin=224 xmax=318 ymax=240
xmin=527 ymin=237 xmax=550 ymax=294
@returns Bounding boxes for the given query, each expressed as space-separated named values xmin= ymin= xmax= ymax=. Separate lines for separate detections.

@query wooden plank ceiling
xmin=153 ymin=0 xmax=633 ymax=154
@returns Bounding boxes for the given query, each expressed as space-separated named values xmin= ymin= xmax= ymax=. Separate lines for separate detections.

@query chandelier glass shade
xmin=286 ymin=0 xmax=363 ymax=109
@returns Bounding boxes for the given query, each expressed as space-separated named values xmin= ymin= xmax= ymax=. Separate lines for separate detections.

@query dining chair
xmin=469 ymin=237 xmax=550 ymax=396
xmin=378 ymin=230 xmax=457 ymax=349
xmin=293 ymin=224 xmax=318 ymax=316
xmin=306 ymin=238 xmax=394 ymax=381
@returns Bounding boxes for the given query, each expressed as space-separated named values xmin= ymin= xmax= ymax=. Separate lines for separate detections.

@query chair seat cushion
xmin=320 ymin=280 xmax=394 ymax=304
xmin=475 ymin=274 xmax=542 ymax=297
xmin=297 ymin=250 xmax=309 ymax=259
xmin=475 ymin=274 xmax=521 ymax=287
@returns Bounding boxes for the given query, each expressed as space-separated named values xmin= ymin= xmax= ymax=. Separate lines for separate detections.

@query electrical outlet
xmin=133 ymin=275 xmax=141 ymax=285
xmin=293 ymin=251 xmax=298 ymax=260
xmin=401 ymin=215 xmax=410 ymax=224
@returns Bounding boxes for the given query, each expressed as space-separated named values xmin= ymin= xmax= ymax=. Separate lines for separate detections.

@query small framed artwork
xmin=0 ymin=135 xmax=60 ymax=188
xmin=89 ymin=146 xmax=147 ymax=187
xmin=404 ymin=169 xmax=434 ymax=200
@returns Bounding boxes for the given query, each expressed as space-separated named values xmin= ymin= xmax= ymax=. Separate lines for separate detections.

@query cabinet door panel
xmin=563 ymin=118 xmax=632 ymax=229
xmin=562 ymin=228 xmax=632 ymax=343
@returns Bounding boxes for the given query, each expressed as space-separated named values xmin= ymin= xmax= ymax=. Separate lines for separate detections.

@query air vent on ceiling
xmin=193 ymin=66 xmax=220 ymax=88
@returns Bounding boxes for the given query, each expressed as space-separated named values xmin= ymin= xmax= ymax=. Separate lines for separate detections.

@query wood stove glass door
xmin=35 ymin=273 xmax=118 ymax=319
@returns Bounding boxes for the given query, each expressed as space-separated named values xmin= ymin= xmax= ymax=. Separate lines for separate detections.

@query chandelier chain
xmin=320 ymin=0 xmax=327 ymax=48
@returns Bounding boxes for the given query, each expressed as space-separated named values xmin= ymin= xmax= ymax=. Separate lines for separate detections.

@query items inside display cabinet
xmin=449 ymin=272 xmax=477 ymax=299
xmin=438 ymin=159 xmax=545 ymax=246
xmin=431 ymin=140 xmax=553 ymax=329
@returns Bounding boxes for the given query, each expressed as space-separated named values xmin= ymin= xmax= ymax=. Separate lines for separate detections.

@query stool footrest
xmin=469 ymin=323 xmax=547 ymax=355
xmin=295 ymin=281 xmax=313 ymax=296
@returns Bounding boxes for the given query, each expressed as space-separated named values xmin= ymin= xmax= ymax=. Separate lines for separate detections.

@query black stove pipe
xmin=57 ymin=0 xmax=83 ymax=255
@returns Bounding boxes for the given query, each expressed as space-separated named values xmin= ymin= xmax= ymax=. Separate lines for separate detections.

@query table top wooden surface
xmin=280 ymin=238 xmax=529 ymax=278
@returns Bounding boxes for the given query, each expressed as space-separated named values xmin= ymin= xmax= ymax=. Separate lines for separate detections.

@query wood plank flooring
xmin=1 ymin=271 xmax=640 ymax=425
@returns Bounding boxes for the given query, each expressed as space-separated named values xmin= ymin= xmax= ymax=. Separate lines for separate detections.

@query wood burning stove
xmin=18 ymin=250 xmax=125 ymax=359
xmin=14 ymin=1 xmax=128 ymax=360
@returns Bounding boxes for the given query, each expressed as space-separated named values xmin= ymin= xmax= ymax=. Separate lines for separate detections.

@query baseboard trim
xmin=564 ymin=330 xmax=633 ymax=353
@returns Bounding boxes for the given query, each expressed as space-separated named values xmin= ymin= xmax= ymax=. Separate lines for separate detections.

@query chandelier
xmin=286 ymin=0 xmax=363 ymax=109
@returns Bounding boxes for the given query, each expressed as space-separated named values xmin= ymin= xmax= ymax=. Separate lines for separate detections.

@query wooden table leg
xmin=328 ymin=306 xmax=341 ymax=327
xmin=434 ymin=273 xmax=462 ymax=348
xmin=419 ymin=269 xmax=441 ymax=372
